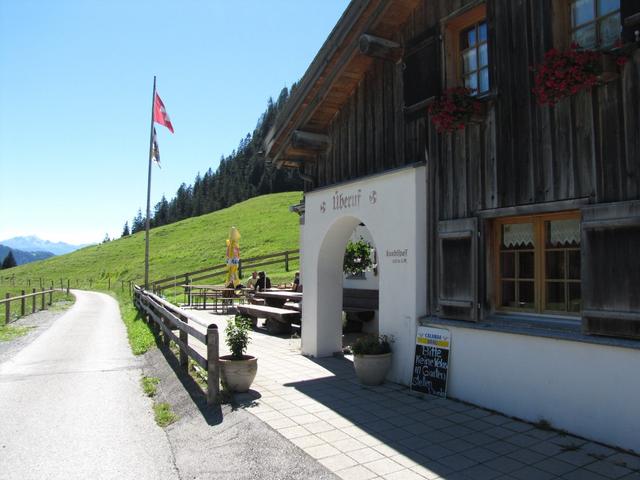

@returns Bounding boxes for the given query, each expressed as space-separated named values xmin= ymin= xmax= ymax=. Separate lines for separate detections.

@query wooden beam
xmin=291 ymin=130 xmax=331 ymax=151
xmin=359 ymin=34 xmax=403 ymax=62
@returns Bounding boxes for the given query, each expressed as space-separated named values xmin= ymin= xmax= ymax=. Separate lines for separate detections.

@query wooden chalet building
xmin=265 ymin=0 xmax=640 ymax=452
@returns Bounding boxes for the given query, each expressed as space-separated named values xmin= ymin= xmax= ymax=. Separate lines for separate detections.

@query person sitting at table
xmin=292 ymin=272 xmax=300 ymax=292
xmin=245 ymin=271 xmax=258 ymax=290
xmin=255 ymin=271 xmax=271 ymax=291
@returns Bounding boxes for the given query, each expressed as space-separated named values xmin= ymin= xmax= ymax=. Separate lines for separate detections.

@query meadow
xmin=0 ymin=191 xmax=302 ymax=350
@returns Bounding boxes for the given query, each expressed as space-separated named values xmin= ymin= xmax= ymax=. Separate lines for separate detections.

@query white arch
xmin=300 ymin=165 xmax=427 ymax=384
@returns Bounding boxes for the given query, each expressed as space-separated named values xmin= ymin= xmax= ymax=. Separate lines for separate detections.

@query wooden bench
xmin=236 ymin=304 xmax=301 ymax=334
xmin=343 ymin=288 xmax=378 ymax=312
xmin=343 ymin=289 xmax=378 ymax=332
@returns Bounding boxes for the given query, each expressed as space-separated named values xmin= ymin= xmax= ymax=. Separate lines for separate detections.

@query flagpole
xmin=144 ymin=75 xmax=156 ymax=290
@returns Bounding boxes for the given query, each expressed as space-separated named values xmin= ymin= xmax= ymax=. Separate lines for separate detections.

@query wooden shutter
xmin=437 ymin=217 xmax=478 ymax=322
xmin=403 ymin=33 xmax=441 ymax=109
xmin=581 ymin=201 xmax=640 ymax=339
xmin=621 ymin=0 xmax=640 ymax=44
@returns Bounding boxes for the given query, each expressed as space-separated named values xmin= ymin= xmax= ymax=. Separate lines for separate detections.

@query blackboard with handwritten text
xmin=411 ymin=326 xmax=451 ymax=398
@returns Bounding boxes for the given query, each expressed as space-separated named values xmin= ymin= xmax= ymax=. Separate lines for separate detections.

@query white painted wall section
xmin=445 ymin=326 xmax=640 ymax=453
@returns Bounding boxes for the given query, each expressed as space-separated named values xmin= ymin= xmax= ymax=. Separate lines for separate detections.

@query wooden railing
xmin=0 ymin=276 xmax=134 ymax=294
xmin=133 ymin=285 xmax=220 ymax=404
xmin=151 ymin=249 xmax=300 ymax=294
xmin=0 ymin=288 xmax=62 ymax=325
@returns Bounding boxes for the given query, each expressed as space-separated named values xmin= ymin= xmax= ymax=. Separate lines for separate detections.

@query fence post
xmin=67 ymin=279 xmax=70 ymax=295
xmin=5 ymin=293 xmax=10 ymax=325
xmin=179 ymin=325 xmax=188 ymax=370
xmin=206 ymin=324 xmax=220 ymax=405
xmin=186 ymin=275 xmax=191 ymax=306
xmin=285 ymin=252 xmax=289 ymax=272
xmin=41 ymin=288 xmax=45 ymax=310
xmin=238 ymin=259 xmax=243 ymax=279
xmin=21 ymin=290 xmax=25 ymax=317
xmin=32 ymin=289 xmax=36 ymax=313
xmin=49 ymin=289 xmax=53 ymax=306
xmin=108 ymin=277 xmax=111 ymax=290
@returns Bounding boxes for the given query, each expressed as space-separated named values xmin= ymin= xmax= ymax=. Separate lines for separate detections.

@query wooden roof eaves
xmin=264 ymin=0 xmax=371 ymax=159
xmin=266 ymin=0 xmax=420 ymax=168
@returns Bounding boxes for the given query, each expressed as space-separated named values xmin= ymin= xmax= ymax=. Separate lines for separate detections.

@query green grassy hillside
xmin=1 ymin=192 xmax=303 ymax=331
xmin=1 ymin=192 xmax=302 ymax=288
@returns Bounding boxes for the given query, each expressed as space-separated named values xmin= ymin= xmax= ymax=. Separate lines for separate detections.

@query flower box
xmin=428 ymin=87 xmax=484 ymax=133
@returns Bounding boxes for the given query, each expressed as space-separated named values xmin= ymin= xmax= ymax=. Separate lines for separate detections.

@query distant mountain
xmin=0 ymin=245 xmax=55 ymax=266
xmin=0 ymin=236 xmax=86 ymax=256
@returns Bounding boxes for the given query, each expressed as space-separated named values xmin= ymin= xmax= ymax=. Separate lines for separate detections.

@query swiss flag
xmin=153 ymin=92 xmax=174 ymax=133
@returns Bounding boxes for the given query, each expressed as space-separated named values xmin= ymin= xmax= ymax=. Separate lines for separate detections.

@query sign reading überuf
xmin=411 ymin=326 xmax=451 ymax=398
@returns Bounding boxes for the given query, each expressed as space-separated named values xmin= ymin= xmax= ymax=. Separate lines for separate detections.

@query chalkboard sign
xmin=411 ymin=326 xmax=451 ymax=397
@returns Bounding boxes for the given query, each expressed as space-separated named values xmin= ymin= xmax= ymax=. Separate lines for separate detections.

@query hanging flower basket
xmin=531 ymin=43 xmax=628 ymax=106
xmin=428 ymin=87 xmax=483 ymax=133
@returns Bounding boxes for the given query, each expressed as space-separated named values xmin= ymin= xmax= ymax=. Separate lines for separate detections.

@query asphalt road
xmin=0 ymin=290 xmax=178 ymax=480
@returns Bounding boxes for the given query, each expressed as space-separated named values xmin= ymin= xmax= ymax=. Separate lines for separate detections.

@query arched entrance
xmin=300 ymin=165 xmax=427 ymax=384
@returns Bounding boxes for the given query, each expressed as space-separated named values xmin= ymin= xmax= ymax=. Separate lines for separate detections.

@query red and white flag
xmin=153 ymin=92 xmax=174 ymax=133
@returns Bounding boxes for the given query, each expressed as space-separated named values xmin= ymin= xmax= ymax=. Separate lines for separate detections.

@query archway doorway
xmin=299 ymin=165 xmax=427 ymax=384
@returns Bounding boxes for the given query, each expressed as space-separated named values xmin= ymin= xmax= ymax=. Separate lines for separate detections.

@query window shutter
xmin=621 ymin=0 xmax=640 ymax=43
xmin=403 ymin=33 xmax=441 ymax=108
xmin=437 ymin=217 xmax=478 ymax=322
xmin=581 ymin=201 xmax=640 ymax=339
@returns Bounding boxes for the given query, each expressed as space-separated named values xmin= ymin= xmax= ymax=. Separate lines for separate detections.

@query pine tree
xmin=121 ymin=221 xmax=130 ymax=237
xmin=131 ymin=209 xmax=145 ymax=234
xmin=1 ymin=251 xmax=17 ymax=269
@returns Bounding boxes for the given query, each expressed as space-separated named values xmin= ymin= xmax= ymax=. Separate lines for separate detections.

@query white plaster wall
xmin=444 ymin=325 xmax=640 ymax=453
xmin=302 ymin=166 xmax=427 ymax=384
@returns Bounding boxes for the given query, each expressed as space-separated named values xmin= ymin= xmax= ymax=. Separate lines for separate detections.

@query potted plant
xmin=530 ymin=43 xmax=629 ymax=106
xmin=343 ymin=238 xmax=374 ymax=277
xmin=428 ymin=87 xmax=483 ymax=133
xmin=351 ymin=334 xmax=392 ymax=386
xmin=219 ymin=315 xmax=257 ymax=393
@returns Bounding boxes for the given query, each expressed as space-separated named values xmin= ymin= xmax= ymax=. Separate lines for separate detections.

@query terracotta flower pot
xmin=353 ymin=352 xmax=392 ymax=386
xmin=219 ymin=355 xmax=258 ymax=393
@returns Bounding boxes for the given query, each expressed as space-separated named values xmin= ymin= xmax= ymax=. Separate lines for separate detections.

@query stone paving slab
xmin=190 ymin=312 xmax=640 ymax=480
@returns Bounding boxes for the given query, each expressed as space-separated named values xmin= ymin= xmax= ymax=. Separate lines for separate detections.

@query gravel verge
xmin=143 ymin=343 xmax=340 ymax=480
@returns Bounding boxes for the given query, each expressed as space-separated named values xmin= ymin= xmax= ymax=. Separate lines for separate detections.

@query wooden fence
xmin=151 ymin=249 xmax=300 ymax=294
xmin=133 ymin=285 xmax=220 ymax=404
xmin=0 ymin=276 xmax=133 ymax=293
xmin=1 ymin=288 xmax=61 ymax=325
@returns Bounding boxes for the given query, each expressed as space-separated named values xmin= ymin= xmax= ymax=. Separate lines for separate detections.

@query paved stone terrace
xmin=190 ymin=312 xmax=640 ymax=480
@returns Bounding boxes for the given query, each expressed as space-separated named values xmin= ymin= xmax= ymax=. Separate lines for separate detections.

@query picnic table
xmin=253 ymin=290 xmax=302 ymax=308
xmin=181 ymin=284 xmax=249 ymax=313
xmin=237 ymin=289 xmax=303 ymax=334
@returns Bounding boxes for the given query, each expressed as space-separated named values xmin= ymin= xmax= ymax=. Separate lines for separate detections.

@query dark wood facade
xmin=266 ymin=0 xmax=640 ymax=339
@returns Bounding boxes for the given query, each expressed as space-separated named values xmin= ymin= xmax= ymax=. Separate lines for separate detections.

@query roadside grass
xmin=0 ymin=325 xmax=33 ymax=342
xmin=153 ymin=402 xmax=177 ymax=427
xmin=114 ymin=290 xmax=156 ymax=355
xmin=141 ymin=376 xmax=160 ymax=397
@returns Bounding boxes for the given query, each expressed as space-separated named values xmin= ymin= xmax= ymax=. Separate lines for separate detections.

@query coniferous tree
xmin=1 ymin=251 xmax=17 ymax=269
xmin=131 ymin=209 xmax=145 ymax=234
xmin=121 ymin=222 xmax=130 ymax=237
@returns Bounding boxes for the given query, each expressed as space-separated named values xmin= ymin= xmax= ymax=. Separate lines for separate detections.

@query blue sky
xmin=0 ymin=0 xmax=348 ymax=245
